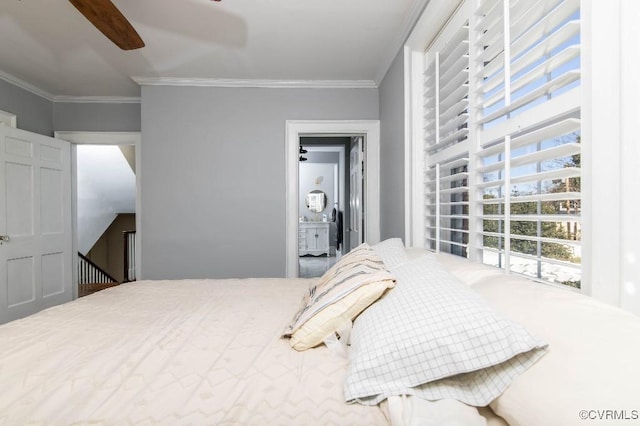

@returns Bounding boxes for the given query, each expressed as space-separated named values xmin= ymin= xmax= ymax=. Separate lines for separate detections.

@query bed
xmin=0 ymin=278 xmax=388 ymax=424
xmin=1 ymin=239 xmax=639 ymax=425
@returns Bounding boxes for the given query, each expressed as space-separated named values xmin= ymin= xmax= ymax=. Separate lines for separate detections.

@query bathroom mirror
xmin=306 ymin=190 xmax=327 ymax=213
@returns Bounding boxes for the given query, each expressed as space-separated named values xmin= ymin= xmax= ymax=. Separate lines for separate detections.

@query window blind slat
xmin=510 ymin=166 xmax=580 ymax=185
xmin=441 ymin=37 xmax=469 ymax=69
xmin=510 ymin=44 xmax=580 ymax=94
xmin=510 ymin=20 xmax=580 ymax=79
xmin=480 ymin=117 xmax=580 ymax=149
xmin=438 ymin=171 xmax=469 ymax=183
xmin=478 ymin=70 xmax=580 ymax=124
xmin=440 ymin=54 xmax=469 ymax=84
xmin=440 ymin=71 xmax=469 ymax=102
xmin=511 ymin=142 xmax=581 ymax=166
xmin=483 ymin=191 xmax=581 ymax=204
xmin=510 ymin=0 xmax=580 ymax=59
xmin=439 ymin=201 xmax=470 ymax=207
xmin=483 ymin=214 xmax=580 ymax=222
xmin=440 ymin=96 xmax=468 ymax=125
xmin=440 ymin=113 xmax=469 ymax=137
xmin=509 ymin=234 xmax=581 ymax=247
xmin=476 ymin=0 xmax=500 ymax=18
xmin=478 ymin=142 xmax=581 ymax=173
xmin=481 ymin=45 xmax=579 ymax=108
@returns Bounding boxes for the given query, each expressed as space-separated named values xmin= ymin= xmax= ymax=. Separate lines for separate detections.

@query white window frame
xmin=405 ymin=0 xmax=640 ymax=315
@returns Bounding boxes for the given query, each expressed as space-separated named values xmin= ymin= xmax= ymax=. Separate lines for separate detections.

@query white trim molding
xmin=53 ymin=96 xmax=141 ymax=104
xmin=0 ymin=70 xmax=141 ymax=103
xmin=132 ymin=77 xmax=378 ymax=89
xmin=285 ymin=120 xmax=381 ymax=278
xmin=0 ymin=109 xmax=17 ymax=128
xmin=581 ymin=0 xmax=640 ymax=316
xmin=0 ymin=70 xmax=54 ymax=101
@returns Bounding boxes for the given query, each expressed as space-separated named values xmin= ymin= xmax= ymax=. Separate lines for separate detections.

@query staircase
xmin=78 ymin=252 xmax=119 ymax=297
xmin=78 ymin=230 xmax=137 ymax=297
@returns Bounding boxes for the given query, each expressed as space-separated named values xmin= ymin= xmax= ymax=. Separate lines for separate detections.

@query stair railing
xmin=78 ymin=252 xmax=118 ymax=285
xmin=123 ymin=230 xmax=136 ymax=282
xmin=78 ymin=252 xmax=118 ymax=297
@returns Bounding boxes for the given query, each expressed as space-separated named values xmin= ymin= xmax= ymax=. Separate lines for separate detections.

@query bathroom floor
xmin=298 ymin=250 xmax=341 ymax=278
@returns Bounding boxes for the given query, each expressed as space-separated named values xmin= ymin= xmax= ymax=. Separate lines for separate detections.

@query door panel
xmin=41 ymin=167 xmax=64 ymax=234
xmin=6 ymin=161 xmax=34 ymax=236
xmin=7 ymin=256 xmax=35 ymax=307
xmin=42 ymin=252 xmax=65 ymax=297
xmin=0 ymin=126 xmax=72 ymax=324
xmin=349 ymin=137 xmax=363 ymax=249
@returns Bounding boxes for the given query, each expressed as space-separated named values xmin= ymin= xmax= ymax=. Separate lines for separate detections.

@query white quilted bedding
xmin=0 ymin=278 xmax=388 ymax=425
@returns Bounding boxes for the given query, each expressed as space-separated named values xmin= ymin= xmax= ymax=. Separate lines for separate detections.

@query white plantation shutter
xmin=423 ymin=0 xmax=582 ymax=287
xmin=424 ymin=8 xmax=471 ymax=256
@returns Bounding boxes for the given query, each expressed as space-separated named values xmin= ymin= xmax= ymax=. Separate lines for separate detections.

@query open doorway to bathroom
xmin=298 ymin=136 xmax=363 ymax=278
xmin=285 ymin=120 xmax=380 ymax=279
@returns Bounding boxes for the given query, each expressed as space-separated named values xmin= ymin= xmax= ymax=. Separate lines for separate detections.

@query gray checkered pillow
xmin=344 ymin=255 xmax=548 ymax=406
xmin=371 ymin=238 xmax=409 ymax=269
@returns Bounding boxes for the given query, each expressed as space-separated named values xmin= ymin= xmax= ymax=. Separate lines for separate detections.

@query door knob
xmin=0 ymin=235 xmax=9 ymax=242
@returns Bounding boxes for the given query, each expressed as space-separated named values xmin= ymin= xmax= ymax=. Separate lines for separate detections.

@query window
xmin=423 ymin=0 xmax=581 ymax=288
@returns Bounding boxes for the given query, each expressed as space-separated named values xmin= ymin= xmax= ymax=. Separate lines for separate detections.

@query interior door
xmin=0 ymin=126 xmax=72 ymax=324
xmin=349 ymin=137 xmax=364 ymax=249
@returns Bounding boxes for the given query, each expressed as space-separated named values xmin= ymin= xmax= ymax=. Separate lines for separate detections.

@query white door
xmin=349 ymin=137 xmax=364 ymax=249
xmin=0 ymin=126 xmax=72 ymax=324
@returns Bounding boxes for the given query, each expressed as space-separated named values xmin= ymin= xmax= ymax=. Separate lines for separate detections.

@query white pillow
xmin=371 ymin=238 xmax=409 ymax=269
xmin=283 ymin=243 xmax=396 ymax=351
xmin=471 ymin=276 xmax=640 ymax=426
xmin=344 ymin=255 xmax=547 ymax=406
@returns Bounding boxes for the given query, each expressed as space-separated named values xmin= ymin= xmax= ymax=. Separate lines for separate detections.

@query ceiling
xmin=0 ymin=0 xmax=428 ymax=100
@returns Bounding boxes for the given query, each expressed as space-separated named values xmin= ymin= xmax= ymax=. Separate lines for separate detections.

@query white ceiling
xmin=0 ymin=0 xmax=428 ymax=99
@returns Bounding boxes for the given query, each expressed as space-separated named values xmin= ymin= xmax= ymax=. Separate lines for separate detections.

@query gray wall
xmin=54 ymin=102 xmax=141 ymax=132
xmin=0 ymin=78 xmax=141 ymax=134
xmin=0 ymin=79 xmax=53 ymax=136
xmin=141 ymin=85 xmax=379 ymax=279
xmin=378 ymin=49 xmax=406 ymax=242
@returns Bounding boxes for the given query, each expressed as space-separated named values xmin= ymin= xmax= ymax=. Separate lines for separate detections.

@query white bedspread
xmin=0 ymin=278 xmax=388 ymax=425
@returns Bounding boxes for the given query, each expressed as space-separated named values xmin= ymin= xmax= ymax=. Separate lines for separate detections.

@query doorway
xmin=298 ymin=138 xmax=347 ymax=278
xmin=285 ymin=120 xmax=380 ymax=278
xmin=54 ymin=131 xmax=141 ymax=298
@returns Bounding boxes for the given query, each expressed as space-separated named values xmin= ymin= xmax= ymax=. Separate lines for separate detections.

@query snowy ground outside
xmin=481 ymin=250 xmax=581 ymax=285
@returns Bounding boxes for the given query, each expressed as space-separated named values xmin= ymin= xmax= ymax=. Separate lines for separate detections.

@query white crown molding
xmin=0 ymin=71 xmax=141 ymax=103
xmin=0 ymin=70 xmax=54 ymax=101
xmin=53 ymin=95 xmax=141 ymax=104
xmin=132 ymin=77 xmax=378 ymax=89
xmin=374 ymin=0 xmax=430 ymax=85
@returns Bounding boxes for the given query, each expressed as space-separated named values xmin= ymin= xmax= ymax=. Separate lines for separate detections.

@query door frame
xmin=285 ymin=120 xmax=380 ymax=278
xmin=54 ymin=131 xmax=142 ymax=298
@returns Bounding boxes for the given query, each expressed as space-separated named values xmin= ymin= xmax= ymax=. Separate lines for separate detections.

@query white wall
xmin=76 ymin=145 xmax=136 ymax=254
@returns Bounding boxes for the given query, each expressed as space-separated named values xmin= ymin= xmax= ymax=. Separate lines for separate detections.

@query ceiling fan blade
xmin=69 ymin=0 xmax=145 ymax=50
